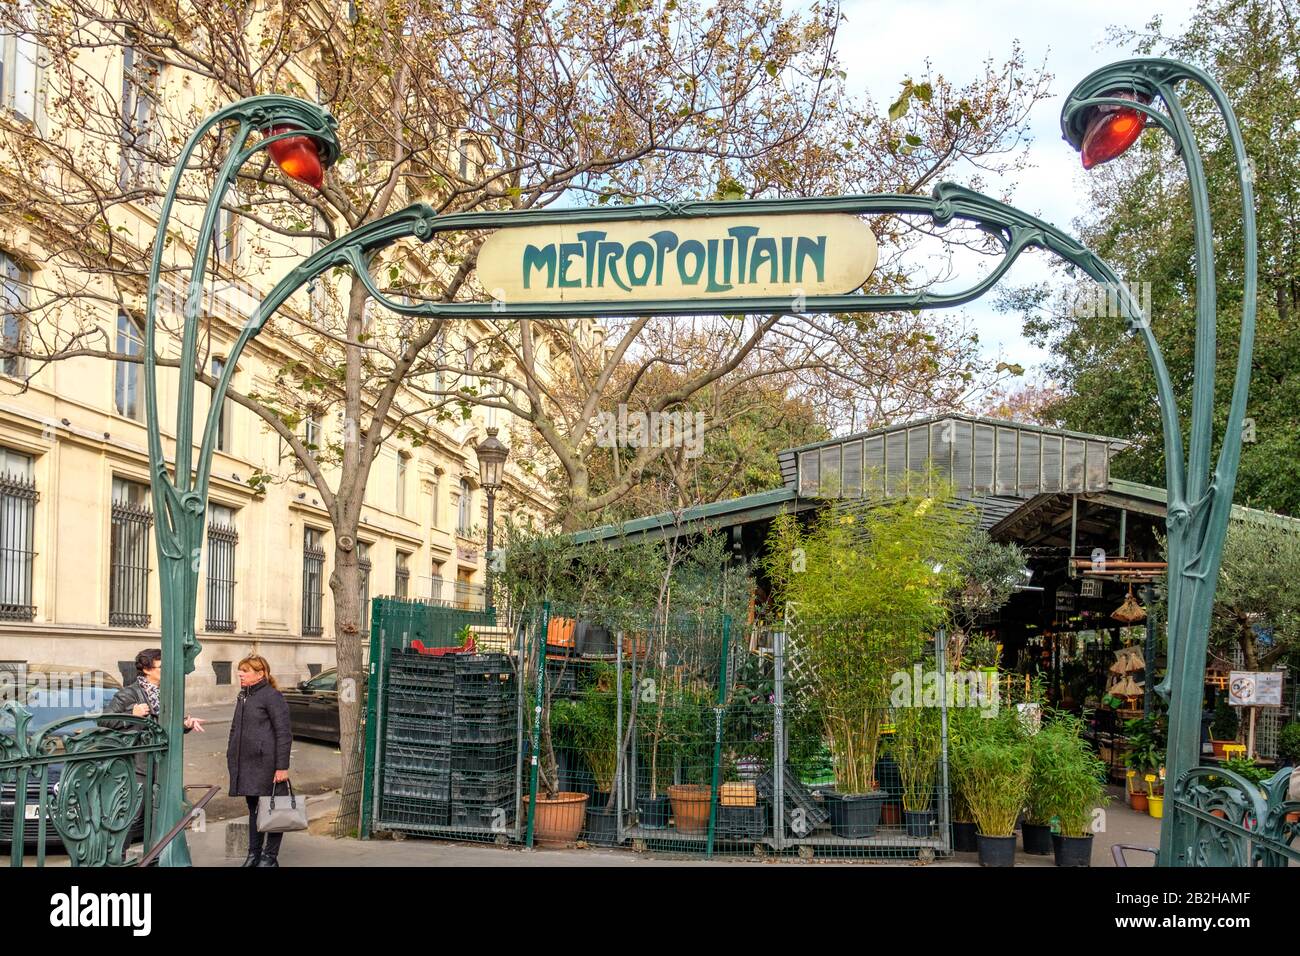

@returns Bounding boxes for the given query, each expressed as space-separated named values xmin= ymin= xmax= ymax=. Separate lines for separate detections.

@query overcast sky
xmin=835 ymin=0 xmax=1194 ymax=377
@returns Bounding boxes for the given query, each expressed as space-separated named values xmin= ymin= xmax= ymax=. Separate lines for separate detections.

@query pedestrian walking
xmin=227 ymin=654 xmax=292 ymax=867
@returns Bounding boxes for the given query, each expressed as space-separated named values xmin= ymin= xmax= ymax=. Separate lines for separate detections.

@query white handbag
xmin=257 ymin=781 xmax=309 ymax=833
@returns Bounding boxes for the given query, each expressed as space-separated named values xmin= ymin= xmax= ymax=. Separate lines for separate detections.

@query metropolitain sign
xmin=476 ymin=213 xmax=877 ymax=304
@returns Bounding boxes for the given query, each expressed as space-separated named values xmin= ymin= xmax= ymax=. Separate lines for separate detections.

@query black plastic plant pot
xmin=976 ymin=833 xmax=1017 ymax=867
xmin=1052 ymin=832 xmax=1094 ymax=867
xmin=638 ymin=795 xmax=671 ymax=829
xmin=1022 ymin=822 xmax=1054 ymax=855
xmin=904 ymin=809 xmax=936 ymax=839
xmin=951 ymin=821 xmax=978 ymax=852
xmin=585 ymin=804 xmax=624 ymax=846
xmin=822 ymin=791 xmax=884 ymax=839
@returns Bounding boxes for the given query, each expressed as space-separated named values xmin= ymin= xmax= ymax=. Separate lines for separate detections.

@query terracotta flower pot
xmin=1129 ymin=792 xmax=1148 ymax=813
xmin=524 ymin=792 xmax=589 ymax=846
xmin=668 ymin=784 xmax=713 ymax=833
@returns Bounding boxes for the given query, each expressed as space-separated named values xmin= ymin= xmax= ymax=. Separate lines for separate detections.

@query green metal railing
xmin=1 ymin=702 xmax=167 ymax=867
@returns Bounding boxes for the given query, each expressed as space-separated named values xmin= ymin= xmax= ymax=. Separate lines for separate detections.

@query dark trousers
xmin=245 ymin=796 xmax=285 ymax=857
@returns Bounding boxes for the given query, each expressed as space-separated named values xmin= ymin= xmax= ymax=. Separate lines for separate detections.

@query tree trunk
xmin=330 ymin=540 xmax=365 ymax=835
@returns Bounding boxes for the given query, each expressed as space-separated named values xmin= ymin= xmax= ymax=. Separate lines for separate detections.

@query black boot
xmin=241 ymin=850 xmax=262 ymax=867
xmin=254 ymin=849 xmax=279 ymax=868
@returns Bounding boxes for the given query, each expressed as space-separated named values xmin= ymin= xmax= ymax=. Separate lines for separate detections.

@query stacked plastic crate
xmin=451 ymin=655 xmax=516 ymax=828
xmin=382 ymin=650 xmax=455 ymax=827
xmin=380 ymin=649 xmax=517 ymax=832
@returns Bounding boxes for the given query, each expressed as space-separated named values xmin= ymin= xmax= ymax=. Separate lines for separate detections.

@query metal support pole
xmin=936 ymin=629 xmax=951 ymax=855
xmin=525 ymin=602 xmax=549 ymax=848
xmin=485 ymin=488 xmax=496 ymax=613
xmin=773 ymin=618 xmax=786 ymax=851
xmin=705 ymin=615 xmax=731 ymax=858
xmin=1143 ymin=584 xmax=1158 ymax=716
xmin=615 ymin=633 xmax=624 ymax=840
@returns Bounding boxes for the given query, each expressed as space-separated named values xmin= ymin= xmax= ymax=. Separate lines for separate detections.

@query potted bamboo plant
xmin=1022 ymin=726 xmax=1056 ymax=856
xmin=954 ymin=736 xmax=1033 ymax=867
xmin=1037 ymin=712 xmax=1109 ymax=867
xmin=893 ymin=686 xmax=943 ymax=839
xmin=764 ymin=492 xmax=969 ymax=841
xmin=1210 ymin=697 xmax=1239 ymax=759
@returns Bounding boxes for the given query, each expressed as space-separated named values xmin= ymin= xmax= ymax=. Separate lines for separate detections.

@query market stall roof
xmin=574 ymin=416 xmax=1135 ymax=548
xmin=989 ymin=477 xmax=1300 ymax=547
xmin=778 ymin=413 xmax=1128 ymax=501
xmin=571 ymin=486 xmax=816 ymax=547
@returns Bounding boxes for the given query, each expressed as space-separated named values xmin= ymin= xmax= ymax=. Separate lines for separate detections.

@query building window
xmin=395 ymin=550 xmax=410 ymax=600
xmin=302 ymin=527 xmax=325 ymax=637
xmin=119 ymin=43 xmax=159 ymax=189
xmin=114 ymin=311 xmax=144 ymax=420
xmin=216 ymin=188 xmax=240 ymax=267
xmin=110 ymin=477 xmax=152 ymax=628
xmin=1 ymin=8 xmax=40 ymax=125
xmin=205 ymin=503 xmax=236 ymax=632
xmin=0 ymin=448 xmax=37 ymax=621
xmin=396 ymin=452 xmax=408 ymax=514
xmin=1 ymin=253 xmax=26 ymax=379
xmin=431 ymin=559 xmax=445 ymax=604
xmin=211 ymin=357 xmax=231 ymax=452
xmin=457 ymin=479 xmax=472 ymax=536
xmin=357 ymin=540 xmax=371 ymax=630
xmin=455 ymin=568 xmax=477 ymax=610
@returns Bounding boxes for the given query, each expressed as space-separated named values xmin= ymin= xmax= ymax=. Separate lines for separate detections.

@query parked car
xmin=0 ymin=665 xmax=146 ymax=850
xmin=285 ymin=667 xmax=341 ymax=744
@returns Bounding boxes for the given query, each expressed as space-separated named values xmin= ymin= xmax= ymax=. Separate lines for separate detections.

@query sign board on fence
xmin=476 ymin=213 xmax=877 ymax=304
xmin=1228 ymin=670 xmax=1284 ymax=707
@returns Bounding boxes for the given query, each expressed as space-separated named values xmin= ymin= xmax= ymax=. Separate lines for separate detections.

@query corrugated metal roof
xmin=572 ymin=487 xmax=812 ymax=546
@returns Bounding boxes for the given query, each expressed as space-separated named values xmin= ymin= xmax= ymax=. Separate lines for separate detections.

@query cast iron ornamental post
xmin=143 ymin=97 xmax=340 ymax=866
xmin=1061 ymin=59 xmax=1256 ymax=867
xmin=146 ymin=56 xmax=1249 ymax=866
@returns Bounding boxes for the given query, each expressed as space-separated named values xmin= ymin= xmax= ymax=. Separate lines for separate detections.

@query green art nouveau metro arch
xmin=148 ymin=56 xmax=1255 ymax=866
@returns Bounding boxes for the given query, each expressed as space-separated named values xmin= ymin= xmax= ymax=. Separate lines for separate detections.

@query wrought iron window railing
xmin=205 ymin=521 xmax=237 ymax=632
xmin=0 ymin=473 xmax=37 ymax=621
xmin=109 ymin=500 xmax=152 ymax=627
xmin=302 ymin=536 xmax=325 ymax=637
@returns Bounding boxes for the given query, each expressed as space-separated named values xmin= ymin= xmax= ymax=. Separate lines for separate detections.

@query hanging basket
xmin=1111 ymin=587 xmax=1146 ymax=624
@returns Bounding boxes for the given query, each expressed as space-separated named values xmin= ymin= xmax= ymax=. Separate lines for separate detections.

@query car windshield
xmin=307 ymin=671 xmax=338 ymax=692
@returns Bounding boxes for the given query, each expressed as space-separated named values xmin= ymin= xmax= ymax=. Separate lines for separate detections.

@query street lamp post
xmin=1061 ymin=58 xmax=1256 ymax=866
xmin=475 ymin=427 xmax=510 ymax=613
xmin=143 ymin=98 xmax=339 ymax=866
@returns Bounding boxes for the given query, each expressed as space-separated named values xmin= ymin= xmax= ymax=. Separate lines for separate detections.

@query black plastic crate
xmin=451 ymin=743 xmax=515 ymax=774
xmin=545 ymin=659 xmax=580 ymax=696
xmin=380 ymin=798 xmax=450 ymax=829
xmin=383 ymin=770 xmax=451 ymax=802
xmin=716 ymin=801 xmax=770 ymax=842
xmin=388 ymin=691 xmax=454 ymax=718
xmin=385 ymin=716 xmax=451 ymax=746
xmin=389 ymin=650 xmax=455 ymax=677
xmin=451 ymin=770 xmax=514 ymax=804
xmin=449 ymin=801 xmax=515 ymax=830
xmin=454 ymin=653 xmax=513 ymax=678
xmin=453 ymin=696 xmax=514 ymax=720
xmin=452 ymin=716 xmax=515 ymax=745
xmin=386 ymin=745 xmax=451 ymax=776
xmin=454 ymin=675 xmax=514 ymax=700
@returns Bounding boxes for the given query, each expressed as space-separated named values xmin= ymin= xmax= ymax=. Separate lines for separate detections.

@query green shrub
xmin=1277 ymin=722 xmax=1300 ymax=767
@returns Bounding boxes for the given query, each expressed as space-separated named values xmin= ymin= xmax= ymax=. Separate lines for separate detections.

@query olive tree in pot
xmin=765 ymin=488 xmax=969 ymax=840
xmin=501 ymin=520 xmax=666 ymax=846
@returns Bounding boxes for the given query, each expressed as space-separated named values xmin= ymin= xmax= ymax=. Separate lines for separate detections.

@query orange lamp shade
xmin=1080 ymin=91 xmax=1150 ymax=170
xmin=265 ymin=125 xmax=325 ymax=189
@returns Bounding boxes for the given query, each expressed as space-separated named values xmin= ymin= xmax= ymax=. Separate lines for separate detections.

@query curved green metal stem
xmin=144 ymin=95 xmax=339 ymax=865
xmin=1065 ymin=57 xmax=1257 ymax=866
xmin=148 ymin=55 xmax=1251 ymax=870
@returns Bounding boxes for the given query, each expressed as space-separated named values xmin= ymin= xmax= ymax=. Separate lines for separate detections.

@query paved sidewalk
xmin=188 ymin=785 xmax=1161 ymax=868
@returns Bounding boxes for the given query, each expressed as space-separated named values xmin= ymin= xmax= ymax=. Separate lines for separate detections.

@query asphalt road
xmin=183 ymin=701 xmax=344 ymax=822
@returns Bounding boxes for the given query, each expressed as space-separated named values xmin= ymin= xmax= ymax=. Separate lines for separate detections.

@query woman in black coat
xmin=227 ymin=654 xmax=292 ymax=867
